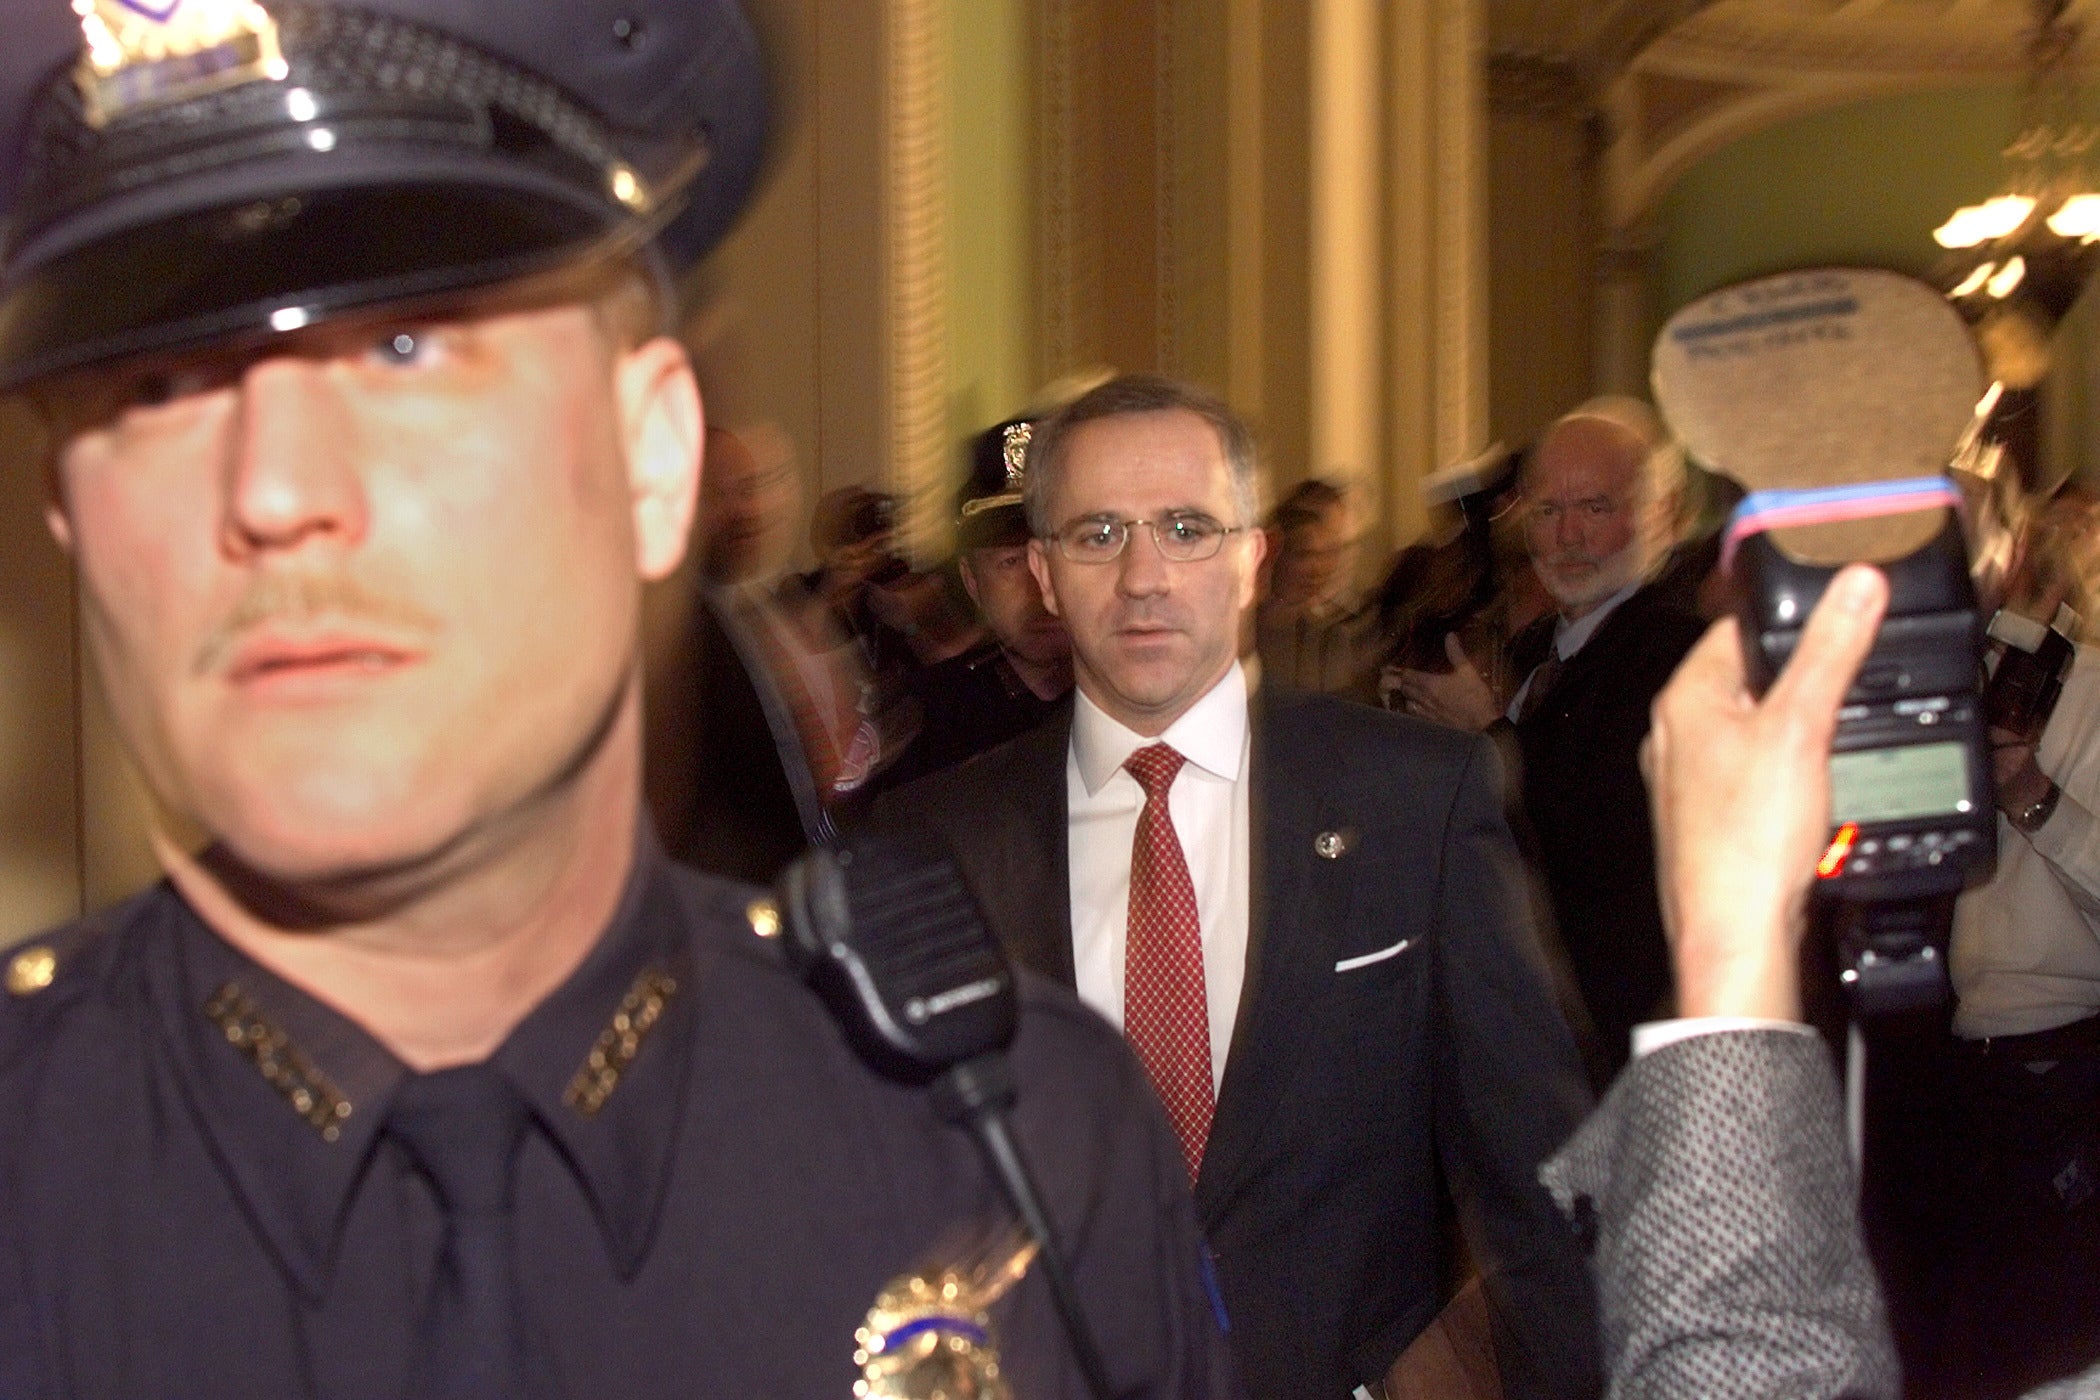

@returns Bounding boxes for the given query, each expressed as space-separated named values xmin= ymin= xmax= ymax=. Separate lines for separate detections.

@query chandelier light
xmin=1935 ymin=0 xmax=2100 ymax=388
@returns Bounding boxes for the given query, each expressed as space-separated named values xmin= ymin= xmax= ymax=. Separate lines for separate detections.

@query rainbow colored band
xmin=1722 ymin=476 xmax=1963 ymax=575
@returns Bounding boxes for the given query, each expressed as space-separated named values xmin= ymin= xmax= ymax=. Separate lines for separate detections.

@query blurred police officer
xmin=0 ymin=4 xmax=1230 ymax=1396
xmin=880 ymin=416 xmax=1074 ymax=790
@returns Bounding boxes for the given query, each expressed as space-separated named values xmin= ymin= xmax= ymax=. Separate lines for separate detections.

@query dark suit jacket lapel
xmin=1529 ymin=582 xmax=1665 ymax=721
xmin=1196 ymin=692 xmax=1350 ymax=1219
xmin=977 ymin=709 xmax=1077 ymax=988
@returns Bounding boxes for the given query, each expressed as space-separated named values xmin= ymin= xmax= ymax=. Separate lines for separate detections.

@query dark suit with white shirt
xmin=871 ymin=686 xmax=1600 ymax=1399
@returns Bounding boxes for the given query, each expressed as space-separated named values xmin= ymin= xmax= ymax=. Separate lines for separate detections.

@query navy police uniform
xmin=0 ymin=2 xmax=1231 ymax=1394
xmin=889 ymin=639 xmax=1065 ymax=787
xmin=0 ymin=850 xmax=1230 ymax=1397
xmin=876 ymin=415 xmax=1072 ymax=791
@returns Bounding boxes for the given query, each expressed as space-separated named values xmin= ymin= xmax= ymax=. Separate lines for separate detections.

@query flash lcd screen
xmin=1830 ymin=741 xmax=1972 ymax=825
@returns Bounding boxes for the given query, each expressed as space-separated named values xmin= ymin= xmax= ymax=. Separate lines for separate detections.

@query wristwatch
xmin=2010 ymin=780 xmax=2062 ymax=835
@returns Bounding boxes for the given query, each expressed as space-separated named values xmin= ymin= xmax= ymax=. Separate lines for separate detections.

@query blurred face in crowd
xmin=963 ymin=543 xmax=1070 ymax=669
xmin=1269 ymin=503 xmax=1355 ymax=611
xmin=1028 ymin=408 xmax=1265 ymax=736
xmin=41 ymin=292 xmax=701 ymax=890
xmin=700 ymin=421 xmax=796 ymax=585
xmin=1523 ymin=416 xmax=1657 ymax=620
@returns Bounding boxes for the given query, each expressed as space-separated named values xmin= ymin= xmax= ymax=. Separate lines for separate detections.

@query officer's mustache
xmin=194 ymin=575 xmax=442 ymax=676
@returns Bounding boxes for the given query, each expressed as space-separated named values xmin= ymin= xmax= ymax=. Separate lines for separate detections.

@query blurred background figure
xmin=877 ymin=416 xmax=1073 ymax=790
xmin=656 ymin=424 xmax=921 ymax=883
xmin=799 ymin=484 xmax=984 ymax=684
xmin=659 ymin=421 xmax=828 ymax=882
xmin=1388 ymin=397 xmax=1706 ymax=1081
xmin=698 ymin=419 xmax=801 ymax=587
xmin=1253 ymin=478 xmax=1370 ymax=693
xmin=1871 ymin=477 xmax=2100 ymax=1399
xmin=1369 ymin=443 xmax=1551 ymax=716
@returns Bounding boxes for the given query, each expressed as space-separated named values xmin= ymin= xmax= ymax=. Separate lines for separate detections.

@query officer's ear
xmin=614 ymin=335 xmax=703 ymax=582
xmin=12 ymin=396 xmax=74 ymax=555
xmin=44 ymin=493 xmax=72 ymax=555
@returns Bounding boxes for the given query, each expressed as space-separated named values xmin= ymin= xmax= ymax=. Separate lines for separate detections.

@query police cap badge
xmin=0 ymin=0 xmax=770 ymax=388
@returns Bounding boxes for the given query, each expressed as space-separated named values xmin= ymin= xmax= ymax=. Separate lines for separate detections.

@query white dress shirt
xmin=1067 ymin=662 xmax=1253 ymax=1090
xmin=1952 ymin=642 xmax=2100 ymax=1038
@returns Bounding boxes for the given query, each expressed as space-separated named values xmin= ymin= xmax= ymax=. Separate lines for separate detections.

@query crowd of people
xmin=7 ymin=0 xmax=2100 ymax=1397
xmin=663 ymin=365 xmax=2100 ymax=1396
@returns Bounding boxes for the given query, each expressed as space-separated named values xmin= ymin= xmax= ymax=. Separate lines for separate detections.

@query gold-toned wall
xmin=1487 ymin=95 xmax=1599 ymax=449
xmin=0 ymin=402 xmax=84 ymax=947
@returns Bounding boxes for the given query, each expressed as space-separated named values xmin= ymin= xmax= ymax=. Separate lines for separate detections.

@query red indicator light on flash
xmin=1817 ymin=823 xmax=1858 ymax=879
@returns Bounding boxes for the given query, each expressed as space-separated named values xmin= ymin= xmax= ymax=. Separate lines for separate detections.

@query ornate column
xmin=886 ymin=0 xmax=951 ymax=555
xmin=1308 ymin=0 xmax=1382 ymax=511
xmin=1594 ymin=224 xmax=1659 ymax=397
xmin=1225 ymin=0 xmax=1266 ymax=417
xmin=1383 ymin=0 xmax=1489 ymax=551
xmin=1433 ymin=0 xmax=1490 ymax=473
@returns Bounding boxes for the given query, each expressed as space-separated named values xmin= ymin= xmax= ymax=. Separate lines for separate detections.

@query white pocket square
xmin=1334 ymin=937 xmax=1413 ymax=973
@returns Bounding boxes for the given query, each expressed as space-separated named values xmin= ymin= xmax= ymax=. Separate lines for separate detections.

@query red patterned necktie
xmin=1123 ymin=742 xmax=1214 ymax=1182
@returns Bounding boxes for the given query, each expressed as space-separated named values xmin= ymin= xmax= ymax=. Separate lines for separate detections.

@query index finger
xmin=1764 ymin=564 xmax=1889 ymax=722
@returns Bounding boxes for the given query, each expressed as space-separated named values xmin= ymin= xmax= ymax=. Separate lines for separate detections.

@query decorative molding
xmin=1038 ymin=0 xmax=1080 ymax=376
xmin=1034 ymin=0 xmax=1115 ymax=380
xmin=1650 ymin=0 xmax=2086 ymax=81
xmin=1600 ymin=64 xmax=1939 ymax=227
xmin=886 ymin=0 xmax=950 ymax=554
xmin=1513 ymin=0 xmax=2100 ymax=232
xmin=1583 ymin=0 xmax=1722 ymax=85
xmin=1157 ymin=0 xmax=1179 ymax=373
xmin=1635 ymin=69 xmax=1760 ymax=153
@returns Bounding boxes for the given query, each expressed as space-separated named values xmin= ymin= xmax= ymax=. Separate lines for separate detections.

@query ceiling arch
xmin=1490 ymin=0 xmax=2100 ymax=227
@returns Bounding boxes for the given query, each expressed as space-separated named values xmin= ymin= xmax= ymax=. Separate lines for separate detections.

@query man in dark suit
xmin=874 ymin=375 xmax=1599 ymax=1399
xmin=1394 ymin=400 xmax=1707 ymax=1075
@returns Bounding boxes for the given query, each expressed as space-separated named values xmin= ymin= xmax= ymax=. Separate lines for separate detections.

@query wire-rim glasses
xmin=1047 ymin=512 xmax=1242 ymax=563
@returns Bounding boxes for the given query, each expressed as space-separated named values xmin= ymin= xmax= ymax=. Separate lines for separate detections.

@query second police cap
xmin=957 ymin=417 xmax=1034 ymax=550
xmin=0 ymin=0 xmax=770 ymax=389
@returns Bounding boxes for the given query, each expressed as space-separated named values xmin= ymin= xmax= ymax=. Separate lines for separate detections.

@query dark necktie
xmin=1123 ymin=742 xmax=1215 ymax=1181
xmin=1515 ymin=648 xmax=1565 ymax=723
xmin=385 ymin=1064 xmax=530 ymax=1400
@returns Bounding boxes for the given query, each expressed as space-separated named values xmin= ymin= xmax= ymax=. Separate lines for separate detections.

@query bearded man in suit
xmin=1393 ymin=399 xmax=1707 ymax=1077
xmin=871 ymin=373 xmax=1599 ymax=1399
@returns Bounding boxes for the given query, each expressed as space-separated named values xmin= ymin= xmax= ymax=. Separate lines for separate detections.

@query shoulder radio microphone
xmin=773 ymin=830 xmax=1121 ymax=1400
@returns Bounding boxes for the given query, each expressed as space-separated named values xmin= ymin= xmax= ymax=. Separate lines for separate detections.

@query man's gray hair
xmin=1539 ymin=395 xmax=1687 ymax=517
xmin=1022 ymin=374 xmax=1262 ymax=536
